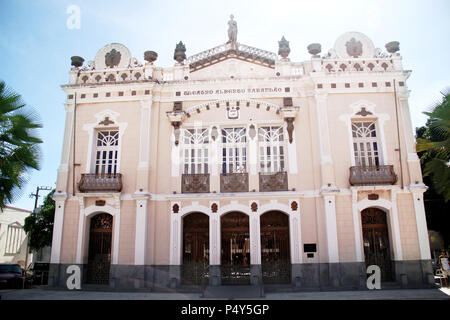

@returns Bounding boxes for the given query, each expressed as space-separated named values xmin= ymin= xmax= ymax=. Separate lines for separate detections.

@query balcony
xmin=181 ymin=173 xmax=210 ymax=193
xmin=220 ymin=173 xmax=249 ymax=193
xmin=349 ymin=165 xmax=397 ymax=186
xmin=259 ymin=172 xmax=288 ymax=192
xmin=78 ymin=173 xmax=123 ymax=192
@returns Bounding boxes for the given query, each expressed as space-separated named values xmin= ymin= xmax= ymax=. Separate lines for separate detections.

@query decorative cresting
xmin=181 ymin=173 xmax=210 ymax=193
xmin=78 ymin=173 xmax=122 ymax=192
xmin=349 ymin=165 xmax=397 ymax=186
xmin=259 ymin=171 xmax=288 ymax=192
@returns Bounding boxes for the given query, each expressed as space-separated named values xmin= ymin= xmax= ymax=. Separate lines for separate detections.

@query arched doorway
xmin=221 ymin=212 xmax=250 ymax=285
xmin=87 ymin=213 xmax=113 ymax=284
xmin=260 ymin=211 xmax=291 ymax=284
xmin=182 ymin=212 xmax=209 ymax=285
xmin=361 ymin=208 xmax=393 ymax=281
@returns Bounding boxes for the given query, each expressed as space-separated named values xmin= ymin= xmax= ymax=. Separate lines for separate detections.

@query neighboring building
xmin=0 ymin=206 xmax=32 ymax=268
xmin=49 ymin=19 xmax=433 ymax=291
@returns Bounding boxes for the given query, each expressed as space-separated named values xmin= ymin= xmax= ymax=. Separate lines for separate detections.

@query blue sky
xmin=0 ymin=0 xmax=449 ymax=211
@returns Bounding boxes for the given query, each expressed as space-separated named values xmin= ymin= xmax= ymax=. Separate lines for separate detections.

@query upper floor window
xmin=258 ymin=126 xmax=285 ymax=173
xmin=95 ymin=130 xmax=119 ymax=174
xmin=183 ymin=128 xmax=209 ymax=174
xmin=221 ymin=127 xmax=247 ymax=173
xmin=352 ymin=121 xmax=380 ymax=166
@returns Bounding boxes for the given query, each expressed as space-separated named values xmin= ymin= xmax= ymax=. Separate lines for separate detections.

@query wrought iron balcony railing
xmin=220 ymin=173 xmax=249 ymax=193
xmin=349 ymin=165 xmax=397 ymax=186
xmin=259 ymin=171 xmax=288 ymax=192
xmin=181 ymin=173 xmax=210 ymax=193
xmin=78 ymin=173 xmax=123 ymax=192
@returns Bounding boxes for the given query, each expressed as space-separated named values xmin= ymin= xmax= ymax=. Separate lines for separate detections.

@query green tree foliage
xmin=0 ymin=80 xmax=42 ymax=208
xmin=416 ymin=90 xmax=450 ymax=202
xmin=24 ymin=190 xmax=55 ymax=251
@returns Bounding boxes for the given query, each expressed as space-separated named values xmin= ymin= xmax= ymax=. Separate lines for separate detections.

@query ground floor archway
xmin=182 ymin=212 xmax=209 ymax=285
xmin=260 ymin=211 xmax=291 ymax=284
xmin=221 ymin=211 xmax=250 ymax=285
xmin=361 ymin=207 xmax=393 ymax=281
xmin=87 ymin=213 xmax=113 ymax=284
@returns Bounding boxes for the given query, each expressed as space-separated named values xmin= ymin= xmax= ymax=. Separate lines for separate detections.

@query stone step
xmin=202 ymin=285 xmax=264 ymax=299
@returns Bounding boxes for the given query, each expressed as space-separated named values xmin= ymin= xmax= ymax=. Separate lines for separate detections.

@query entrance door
xmin=362 ymin=208 xmax=393 ymax=281
xmin=182 ymin=212 xmax=209 ymax=285
xmin=260 ymin=211 xmax=291 ymax=284
xmin=87 ymin=213 xmax=112 ymax=284
xmin=221 ymin=212 xmax=250 ymax=285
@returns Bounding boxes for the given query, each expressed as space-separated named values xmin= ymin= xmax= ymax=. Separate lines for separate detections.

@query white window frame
xmin=258 ymin=126 xmax=286 ymax=173
xmin=351 ymin=120 xmax=383 ymax=167
xmin=94 ymin=129 xmax=120 ymax=174
xmin=182 ymin=128 xmax=210 ymax=174
xmin=221 ymin=127 xmax=247 ymax=174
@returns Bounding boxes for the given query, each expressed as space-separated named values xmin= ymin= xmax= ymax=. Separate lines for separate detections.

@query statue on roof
xmin=227 ymin=15 xmax=237 ymax=44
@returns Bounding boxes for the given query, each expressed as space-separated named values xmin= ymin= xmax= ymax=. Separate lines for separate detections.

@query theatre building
xmin=49 ymin=21 xmax=434 ymax=291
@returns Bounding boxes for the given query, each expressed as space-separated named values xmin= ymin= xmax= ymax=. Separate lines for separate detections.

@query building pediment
xmin=187 ymin=42 xmax=277 ymax=73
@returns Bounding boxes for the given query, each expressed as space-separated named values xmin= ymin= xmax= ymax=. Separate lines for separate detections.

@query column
xmin=351 ymin=189 xmax=364 ymax=262
xmin=50 ymin=197 xmax=68 ymax=264
xmin=411 ymin=189 xmax=431 ymax=260
xmin=136 ymin=100 xmax=152 ymax=191
xmin=390 ymin=190 xmax=403 ymax=261
xmin=134 ymin=198 xmax=149 ymax=265
xmin=323 ymin=194 xmax=339 ymax=263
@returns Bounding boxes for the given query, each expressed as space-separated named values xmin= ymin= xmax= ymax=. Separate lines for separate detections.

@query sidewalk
xmin=1 ymin=287 xmax=449 ymax=300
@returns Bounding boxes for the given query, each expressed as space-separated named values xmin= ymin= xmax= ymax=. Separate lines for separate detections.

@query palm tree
xmin=0 ymin=80 xmax=42 ymax=209
xmin=416 ymin=90 xmax=450 ymax=202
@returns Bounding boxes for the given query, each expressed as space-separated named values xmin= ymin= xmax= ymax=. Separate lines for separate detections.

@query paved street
xmin=0 ymin=287 xmax=449 ymax=300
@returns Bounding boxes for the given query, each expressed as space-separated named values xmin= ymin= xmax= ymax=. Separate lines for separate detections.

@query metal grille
xmin=362 ymin=208 xmax=393 ymax=281
xmin=221 ymin=212 xmax=251 ymax=285
xmin=260 ymin=211 xmax=291 ymax=284
xmin=87 ymin=213 xmax=112 ymax=285
xmin=182 ymin=212 xmax=209 ymax=285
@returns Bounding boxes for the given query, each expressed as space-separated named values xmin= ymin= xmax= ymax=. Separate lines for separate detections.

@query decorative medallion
xmin=345 ymin=37 xmax=363 ymax=58
xmin=355 ymin=107 xmax=373 ymax=117
xmin=227 ymin=105 xmax=239 ymax=120
xmin=172 ymin=203 xmax=179 ymax=214
xmin=291 ymin=201 xmax=298 ymax=211
xmin=99 ymin=116 xmax=115 ymax=126
xmin=211 ymin=203 xmax=218 ymax=213
xmin=105 ymin=49 xmax=121 ymax=68
xmin=251 ymin=202 xmax=258 ymax=212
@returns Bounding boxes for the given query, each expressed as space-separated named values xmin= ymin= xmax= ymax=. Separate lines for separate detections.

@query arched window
xmin=352 ymin=121 xmax=380 ymax=166
xmin=221 ymin=127 xmax=247 ymax=173
xmin=94 ymin=130 xmax=119 ymax=174
xmin=258 ymin=126 xmax=285 ymax=173
xmin=183 ymin=128 xmax=209 ymax=174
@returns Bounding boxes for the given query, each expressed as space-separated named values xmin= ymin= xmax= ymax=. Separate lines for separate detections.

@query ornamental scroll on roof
xmin=187 ymin=15 xmax=277 ymax=72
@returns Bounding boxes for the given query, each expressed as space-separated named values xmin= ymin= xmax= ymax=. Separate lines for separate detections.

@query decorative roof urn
xmin=278 ymin=36 xmax=290 ymax=59
xmin=385 ymin=41 xmax=400 ymax=54
xmin=71 ymin=56 xmax=84 ymax=68
xmin=144 ymin=51 xmax=158 ymax=64
xmin=307 ymin=43 xmax=321 ymax=57
xmin=174 ymin=41 xmax=187 ymax=64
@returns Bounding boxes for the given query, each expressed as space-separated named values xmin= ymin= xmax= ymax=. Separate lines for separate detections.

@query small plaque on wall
xmin=95 ymin=200 xmax=106 ymax=206
xmin=304 ymin=243 xmax=317 ymax=253
xmin=368 ymin=193 xmax=379 ymax=200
